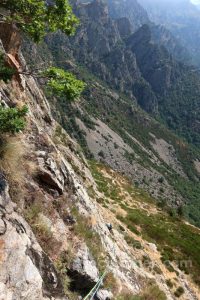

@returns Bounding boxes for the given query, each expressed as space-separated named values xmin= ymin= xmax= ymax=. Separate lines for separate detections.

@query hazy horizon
xmin=191 ymin=0 xmax=200 ymax=4
xmin=139 ymin=0 xmax=200 ymax=4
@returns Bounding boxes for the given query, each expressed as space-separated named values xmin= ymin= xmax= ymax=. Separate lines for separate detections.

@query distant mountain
xmin=106 ymin=0 xmax=191 ymax=65
xmin=37 ymin=0 xmax=200 ymax=147
xmin=22 ymin=0 xmax=200 ymax=229
xmin=107 ymin=0 xmax=149 ymax=31
xmin=138 ymin=0 xmax=200 ymax=66
xmin=148 ymin=24 xmax=191 ymax=65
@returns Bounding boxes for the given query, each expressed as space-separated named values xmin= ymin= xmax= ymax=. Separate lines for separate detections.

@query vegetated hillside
xmin=107 ymin=0 xmax=191 ymax=64
xmin=138 ymin=0 xmax=200 ymax=67
xmin=22 ymin=0 xmax=200 ymax=227
xmin=1 ymin=2 xmax=200 ymax=300
xmin=49 ymin=67 xmax=200 ymax=228
xmin=2 ymin=20 xmax=200 ymax=300
xmin=143 ymin=23 xmax=191 ymax=65
xmin=40 ymin=0 xmax=200 ymax=148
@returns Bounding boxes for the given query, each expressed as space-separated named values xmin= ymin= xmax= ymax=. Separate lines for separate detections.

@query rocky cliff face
xmin=41 ymin=0 xmax=200 ymax=147
xmin=1 ymin=20 xmax=200 ymax=300
xmin=106 ymin=0 xmax=191 ymax=65
xmin=138 ymin=0 xmax=200 ymax=67
xmin=44 ymin=0 xmax=158 ymax=113
xmin=126 ymin=24 xmax=180 ymax=95
xmin=107 ymin=0 xmax=149 ymax=31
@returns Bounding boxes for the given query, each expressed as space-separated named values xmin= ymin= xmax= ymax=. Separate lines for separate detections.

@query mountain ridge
xmin=38 ymin=0 xmax=200 ymax=148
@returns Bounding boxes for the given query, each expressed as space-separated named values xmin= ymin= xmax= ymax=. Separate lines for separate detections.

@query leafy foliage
xmin=1 ymin=0 xmax=79 ymax=42
xmin=0 ymin=105 xmax=28 ymax=134
xmin=44 ymin=67 xmax=85 ymax=100
xmin=0 ymin=53 xmax=15 ymax=82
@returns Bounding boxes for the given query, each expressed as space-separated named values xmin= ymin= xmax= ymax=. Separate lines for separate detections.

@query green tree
xmin=1 ymin=0 xmax=79 ymax=42
xmin=0 ymin=0 xmax=85 ymax=102
xmin=43 ymin=67 xmax=86 ymax=101
xmin=0 ymin=105 xmax=28 ymax=134
xmin=0 ymin=52 xmax=15 ymax=82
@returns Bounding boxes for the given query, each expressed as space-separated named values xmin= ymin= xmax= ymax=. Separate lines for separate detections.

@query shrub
xmin=1 ymin=0 xmax=79 ymax=42
xmin=98 ymin=150 xmax=105 ymax=158
xmin=158 ymin=177 xmax=164 ymax=184
xmin=174 ymin=287 xmax=184 ymax=298
xmin=166 ymin=279 xmax=173 ymax=288
xmin=104 ymin=272 xmax=118 ymax=292
xmin=0 ymin=105 xmax=28 ymax=134
xmin=43 ymin=67 xmax=85 ymax=100
xmin=125 ymin=234 xmax=143 ymax=249
xmin=142 ymin=281 xmax=167 ymax=300
xmin=24 ymin=203 xmax=59 ymax=255
xmin=116 ymin=295 xmax=140 ymax=300
xmin=0 ymin=53 xmax=15 ymax=82
xmin=153 ymin=265 xmax=163 ymax=275
xmin=72 ymin=207 xmax=106 ymax=272
xmin=55 ymin=250 xmax=77 ymax=298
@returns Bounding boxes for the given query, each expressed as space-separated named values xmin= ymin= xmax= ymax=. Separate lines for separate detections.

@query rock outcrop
xmin=107 ymin=0 xmax=149 ymax=31
xmin=0 ymin=173 xmax=66 ymax=300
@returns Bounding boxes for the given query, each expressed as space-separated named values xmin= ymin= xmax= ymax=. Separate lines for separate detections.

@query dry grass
xmin=24 ymin=202 xmax=62 ymax=256
xmin=140 ymin=280 xmax=167 ymax=300
xmin=117 ymin=280 xmax=167 ymax=300
xmin=0 ymin=135 xmax=38 ymax=206
xmin=0 ymin=135 xmax=26 ymax=204
xmin=104 ymin=272 xmax=119 ymax=294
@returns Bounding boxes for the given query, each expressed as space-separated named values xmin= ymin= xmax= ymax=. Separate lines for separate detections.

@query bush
xmin=0 ymin=105 xmax=28 ymax=134
xmin=1 ymin=0 xmax=79 ymax=42
xmin=166 ymin=279 xmax=173 ymax=288
xmin=174 ymin=287 xmax=184 ymax=298
xmin=98 ymin=150 xmax=105 ymax=158
xmin=72 ymin=207 xmax=106 ymax=272
xmin=43 ymin=67 xmax=85 ymax=100
xmin=153 ymin=265 xmax=163 ymax=275
xmin=0 ymin=53 xmax=15 ymax=82
xmin=140 ymin=281 xmax=167 ymax=300
xmin=125 ymin=234 xmax=143 ymax=249
xmin=158 ymin=177 xmax=164 ymax=184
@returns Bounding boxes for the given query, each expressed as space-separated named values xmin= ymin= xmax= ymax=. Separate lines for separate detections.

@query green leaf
xmin=0 ymin=105 xmax=28 ymax=134
xmin=1 ymin=0 xmax=79 ymax=42
xmin=43 ymin=67 xmax=86 ymax=101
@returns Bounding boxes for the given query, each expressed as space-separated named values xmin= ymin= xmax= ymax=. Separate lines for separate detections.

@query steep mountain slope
xmin=78 ymin=0 xmax=149 ymax=31
xmin=107 ymin=0 xmax=149 ymax=31
xmin=105 ymin=0 xmax=191 ymax=64
xmin=0 ymin=25 xmax=147 ymax=300
xmin=146 ymin=24 xmax=191 ymax=65
xmin=39 ymin=0 xmax=200 ymax=147
xmin=139 ymin=0 xmax=200 ymax=67
xmin=2 ymin=21 xmax=200 ymax=300
xmin=126 ymin=24 xmax=200 ymax=146
xmin=22 ymin=0 xmax=200 ymax=227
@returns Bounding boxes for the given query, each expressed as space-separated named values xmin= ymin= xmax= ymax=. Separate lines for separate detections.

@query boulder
xmin=68 ymin=245 xmax=99 ymax=293
xmin=37 ymin=155 xmax=66 ymax=194
xmin=95 ymin=289 xmax=113 ymax=300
